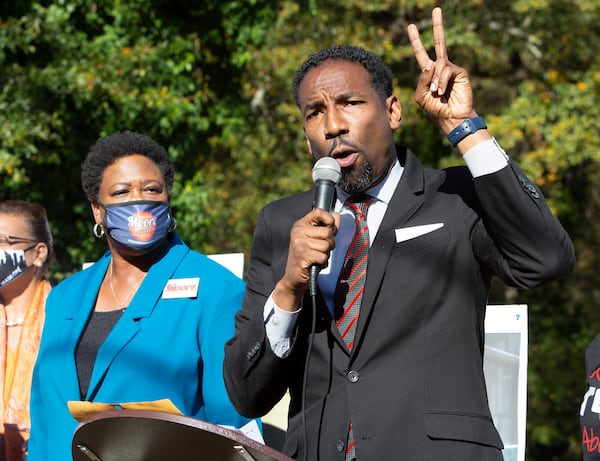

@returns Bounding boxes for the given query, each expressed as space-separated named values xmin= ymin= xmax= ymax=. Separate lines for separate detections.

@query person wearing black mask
xmin=28 ymin=131 xmax=256 ymax=460
xmin=0 ymin=200 xmax=53 ymax=461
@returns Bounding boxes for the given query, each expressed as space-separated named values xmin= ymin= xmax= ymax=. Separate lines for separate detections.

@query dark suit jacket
xmin=224 ymin=147 xmax=574 ymax=461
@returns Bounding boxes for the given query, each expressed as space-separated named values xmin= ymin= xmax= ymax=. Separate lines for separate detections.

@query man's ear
xmin=387 ymin=95 xmax=402 ymax=129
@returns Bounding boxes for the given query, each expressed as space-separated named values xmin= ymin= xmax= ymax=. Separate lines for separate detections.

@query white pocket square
xmin=395 ymin=223 xmax=444 ymax=243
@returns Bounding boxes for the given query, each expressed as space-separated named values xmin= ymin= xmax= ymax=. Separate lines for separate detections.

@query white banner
xmin=484 ymin=304 xmax=528 ymax=461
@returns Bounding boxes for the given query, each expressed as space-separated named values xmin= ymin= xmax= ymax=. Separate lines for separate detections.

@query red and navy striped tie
xmin=335 ymin=194 xmax=372 ymax=351
xmin=335 ymin=195 xmax=372 ymax=461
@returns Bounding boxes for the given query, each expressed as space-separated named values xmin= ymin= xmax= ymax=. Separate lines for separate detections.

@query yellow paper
xmin=68 ymin=398 xmax=183 ymax=422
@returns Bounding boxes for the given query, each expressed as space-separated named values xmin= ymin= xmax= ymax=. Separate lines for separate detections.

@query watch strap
xmin=447 ymin=116 xmax=487 ymax=147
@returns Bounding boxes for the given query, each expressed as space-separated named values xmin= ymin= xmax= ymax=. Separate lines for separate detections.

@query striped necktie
xmin=335 ymin=194 xmax=372 ymax=350
xmin=334 ymin=194 xmax=372 ymax=460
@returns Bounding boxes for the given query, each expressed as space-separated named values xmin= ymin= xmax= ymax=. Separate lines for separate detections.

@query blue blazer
xmin=29 ymin=234 xmax=254 ymax=461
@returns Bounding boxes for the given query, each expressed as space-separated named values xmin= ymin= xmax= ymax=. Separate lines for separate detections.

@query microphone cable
xmin=301 ymin=288 xmax=318 ymax=461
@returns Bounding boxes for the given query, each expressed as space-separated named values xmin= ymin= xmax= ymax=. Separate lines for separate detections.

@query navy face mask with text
xmin=101 ymin=200 xmax=173 ymax=252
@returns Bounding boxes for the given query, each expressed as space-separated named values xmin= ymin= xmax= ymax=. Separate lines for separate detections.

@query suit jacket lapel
xmin=86 ymin=235 xmax=190 ymax=400
xmin=57 ymin=254 xmax=111 ymax=400
xmin=352 ymin=148 xmax=426 ymax=350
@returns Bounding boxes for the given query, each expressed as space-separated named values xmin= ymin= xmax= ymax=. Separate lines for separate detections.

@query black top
xmin=75 ymin=309 xmax=124 ymax=399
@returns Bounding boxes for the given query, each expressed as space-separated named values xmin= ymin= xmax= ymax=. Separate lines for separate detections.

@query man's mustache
xmin=328 ymin=139 xmax=359 ymax=157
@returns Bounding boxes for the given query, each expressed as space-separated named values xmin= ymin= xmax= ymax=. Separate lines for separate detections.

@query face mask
xmin=0 ymin=249 xmax=31 ymax=288
xmin=102 ymin=200 xmax=173 ymax=252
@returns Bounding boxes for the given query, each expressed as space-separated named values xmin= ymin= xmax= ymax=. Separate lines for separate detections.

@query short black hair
xmin=292 ymin=45 xmax=394 ymax=107
xmin=81 ymin=131 xmax=174 ymax=202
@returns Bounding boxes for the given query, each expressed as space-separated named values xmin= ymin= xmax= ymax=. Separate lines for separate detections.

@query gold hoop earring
xmin=93 ymin=223 xmax=105 ymax=238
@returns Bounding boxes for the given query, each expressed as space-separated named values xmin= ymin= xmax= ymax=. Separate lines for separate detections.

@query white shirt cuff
xmin=463 ymin=138 xmax=509 ymax=178
xmin=263 ymin=293 xmax=301 ymax=358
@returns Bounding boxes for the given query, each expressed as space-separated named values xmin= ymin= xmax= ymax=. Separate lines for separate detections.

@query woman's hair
xmin=0 ymin=200 xmax=54 ymax=272
xmin=81 ymin=131 xmax=175 ymax=202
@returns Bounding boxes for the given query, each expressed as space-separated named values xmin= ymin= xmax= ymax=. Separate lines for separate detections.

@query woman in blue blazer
xmin=28 ymin=131 xmax=255 ymax=460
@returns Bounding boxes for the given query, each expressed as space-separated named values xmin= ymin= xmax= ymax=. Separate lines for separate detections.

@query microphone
xmin=309 ymin=157 xmax=342 ymax=296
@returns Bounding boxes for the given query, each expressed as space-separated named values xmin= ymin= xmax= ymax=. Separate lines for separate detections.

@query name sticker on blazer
xmin=162 ymin=277 xmax=200 ymax=299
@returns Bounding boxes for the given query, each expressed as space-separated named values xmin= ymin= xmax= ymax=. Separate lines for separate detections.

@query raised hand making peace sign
xmin=408 ymin=7 xmax=490 ymax=150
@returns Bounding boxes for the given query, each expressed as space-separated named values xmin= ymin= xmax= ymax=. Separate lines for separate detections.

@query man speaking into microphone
xmin=223 ymin=7 xmax=574 ymax=461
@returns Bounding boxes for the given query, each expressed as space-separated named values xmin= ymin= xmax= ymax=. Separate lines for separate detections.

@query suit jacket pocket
xmin=423 ymin=410 xmax=504 ymax=449
xmin=392 ymin=223 xmax=450 ymax=256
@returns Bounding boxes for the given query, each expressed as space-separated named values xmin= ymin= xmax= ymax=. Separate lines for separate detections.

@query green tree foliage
xmin=1 ymin=1 xmax=598 ymax=459
xmin=0 ymin=0 xmax=279 ymax=275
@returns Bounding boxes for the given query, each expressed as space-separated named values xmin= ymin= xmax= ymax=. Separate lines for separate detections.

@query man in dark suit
xmin=224 ymin=7 xmax=575 ymax=461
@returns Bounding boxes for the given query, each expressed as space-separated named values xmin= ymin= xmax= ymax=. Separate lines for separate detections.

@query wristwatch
xmin=447 ymin=116 xmax=487 ymax=147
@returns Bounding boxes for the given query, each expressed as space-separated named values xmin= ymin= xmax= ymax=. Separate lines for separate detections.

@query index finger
xmin=308 ymin=207 xmax=336 ymax=228
xmin=432 ymin=7 xmax=447 ymax=59
xmin=407 ymin=23 xmax=431 ymax=71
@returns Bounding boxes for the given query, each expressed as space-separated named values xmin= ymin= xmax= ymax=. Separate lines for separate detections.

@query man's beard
xmin=339 ymin=159 xmax=374 ymax=194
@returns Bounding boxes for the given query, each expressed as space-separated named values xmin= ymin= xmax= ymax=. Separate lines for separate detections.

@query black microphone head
xmin=312 ymin=157 xmax=341 ymax=185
